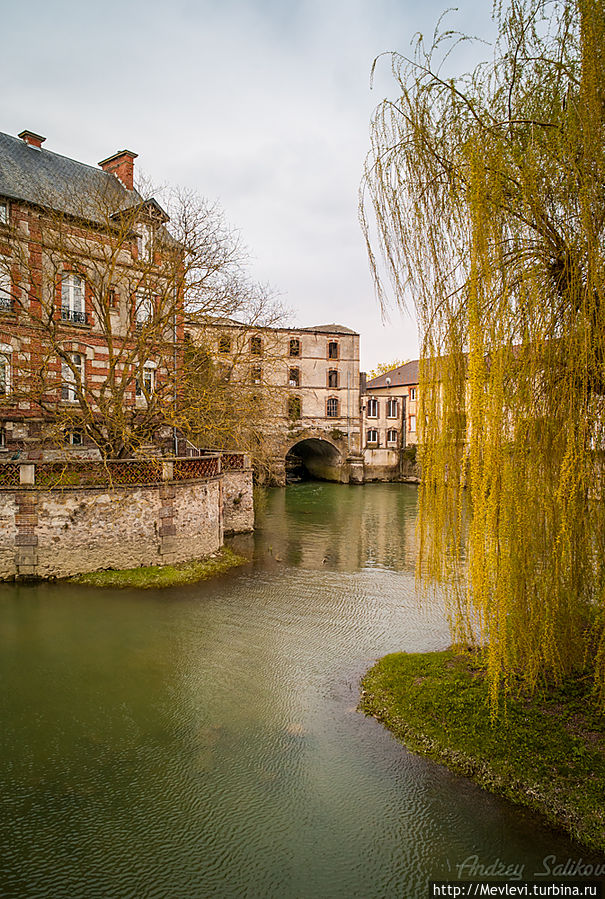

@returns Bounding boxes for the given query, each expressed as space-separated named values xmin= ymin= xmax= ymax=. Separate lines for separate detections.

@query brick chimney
xmin=98 ymin=150 xmax=138 ymax=190
xmin=18 ymin=130 xmax=46 ymax=149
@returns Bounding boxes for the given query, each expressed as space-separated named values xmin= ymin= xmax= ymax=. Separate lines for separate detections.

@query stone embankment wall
xmin=0 ymin=454 xmax=253 ymax=580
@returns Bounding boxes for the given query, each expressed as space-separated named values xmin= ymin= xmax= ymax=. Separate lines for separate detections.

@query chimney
xmin=98 ymin=150 xmax=138 ymax=190
xmin=18 ymin=130 xmax=46 ymax=149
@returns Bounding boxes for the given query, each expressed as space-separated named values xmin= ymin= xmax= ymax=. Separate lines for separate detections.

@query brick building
xmin=0 ymin=128 xmax=181 ymax=460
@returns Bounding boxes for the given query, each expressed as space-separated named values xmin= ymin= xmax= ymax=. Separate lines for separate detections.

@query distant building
xmin=192 ymin=319 xmax=363 ymax=484
xmin=362 ymin=360 xmax=419 ymax=481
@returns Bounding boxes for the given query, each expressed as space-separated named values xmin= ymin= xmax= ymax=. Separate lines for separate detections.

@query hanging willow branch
xmin=361 ymin=0 xmax=605 ymax=711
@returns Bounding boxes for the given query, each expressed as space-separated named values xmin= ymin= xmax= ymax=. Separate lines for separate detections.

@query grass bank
xmin=68 ymin=546 xmax=246 ymax=589
xmin=359 ymin=649 xmax=605 ymax=852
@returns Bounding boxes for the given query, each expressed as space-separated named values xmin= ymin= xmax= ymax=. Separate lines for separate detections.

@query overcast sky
xmin=3 ymin=0 xmax=495 ymax=371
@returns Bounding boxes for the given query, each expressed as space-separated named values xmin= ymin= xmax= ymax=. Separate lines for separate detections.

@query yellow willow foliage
xmin=361 ymin=0 xmax=605 ymax=711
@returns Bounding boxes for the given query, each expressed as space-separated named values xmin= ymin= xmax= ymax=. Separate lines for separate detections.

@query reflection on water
xmin=0 ymin=483 xmax=600 ymax=898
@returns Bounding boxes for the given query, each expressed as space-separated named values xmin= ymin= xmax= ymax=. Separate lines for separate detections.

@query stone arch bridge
xmin=271 ymin=428 xmax=363 ymax=485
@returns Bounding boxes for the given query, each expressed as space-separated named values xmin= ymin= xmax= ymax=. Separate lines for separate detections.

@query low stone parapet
xmin=0 ymin=453 xmax=253 ymax=581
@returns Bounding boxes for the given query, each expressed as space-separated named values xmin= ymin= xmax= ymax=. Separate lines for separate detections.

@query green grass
xmin=360 ymin=649 xmax=605 ymax=852
xmin=68 ymin=546 xmax=246 ymax=589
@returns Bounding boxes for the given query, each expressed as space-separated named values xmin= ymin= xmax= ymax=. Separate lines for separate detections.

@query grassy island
xmin=68 ymin=546 xmax=246 ymax=589
xmin=359 ymin=650 xmax=605 ymax=852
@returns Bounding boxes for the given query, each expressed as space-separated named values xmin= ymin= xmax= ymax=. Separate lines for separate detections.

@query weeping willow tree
xmin=361 ymin=0 xmax=605 ymax=710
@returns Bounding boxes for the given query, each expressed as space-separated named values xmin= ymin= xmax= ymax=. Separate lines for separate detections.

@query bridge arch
xmin=285 ymin=436 xmax=343 ymax=482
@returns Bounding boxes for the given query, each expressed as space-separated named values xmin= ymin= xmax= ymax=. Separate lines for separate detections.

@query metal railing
xmin=0 ymin=451 xmax=247 ymax=489
xmin=61 ymin=307 xmax=89 ymax=325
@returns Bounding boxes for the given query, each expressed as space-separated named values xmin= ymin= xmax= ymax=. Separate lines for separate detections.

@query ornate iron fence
xmin=221 ymin=453 xmax=245 ymax=471
xmin=173 ymin=456 xmax=220 ymax=480
xmin=0 ymin=463 xmax=21 ymax=487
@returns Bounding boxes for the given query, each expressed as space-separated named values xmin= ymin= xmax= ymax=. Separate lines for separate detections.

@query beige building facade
xmin=362 ymin=360 xmax=420 ymax=481
xmin=192 ymin=320 xmax=364 ymax=484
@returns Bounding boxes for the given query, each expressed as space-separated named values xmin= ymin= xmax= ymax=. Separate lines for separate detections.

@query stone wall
xmin=0 ymin=456 xmax=254 ymax=580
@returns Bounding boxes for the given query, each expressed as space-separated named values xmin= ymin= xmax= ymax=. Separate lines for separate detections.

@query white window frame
xmin=366 ymin=397 xmax=378 ymax=418
xmin=387 ymin=428 xmax=398 ymax=445
xmin=136 ymin=360 xmax=157 ymax=398
xmin=386 ymin=398 xmax=398 ymax=418
xmin=0 ymin=344 xmax=12 ymax=395
xmin=135 ymin=291 xmax=153 ymax=329
xmin=0 ymin=202 xmax=8 ymax=225
xmin=366 ymin=429 xmax=378 ymax=445
xmin=61 ymin=274 xmax=85 ymax=323
xmin=409 ymin=414 xmax=417 ymax=433
xmin=61 ymin=352 xmax=83 ymax=402
xmin=0 ymin=271 xmax=11 ymax=310
xmin=409 ymin=387 xmax=417 ymax=401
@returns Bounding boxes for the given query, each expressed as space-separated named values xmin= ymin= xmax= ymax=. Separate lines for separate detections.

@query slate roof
xmin=366 ymin=359 xmax=420 ymax=389
xmin=0 ymin=130 xmax=140 ymax=223
xmin=301 ymin=323 xmax=358 ymax=335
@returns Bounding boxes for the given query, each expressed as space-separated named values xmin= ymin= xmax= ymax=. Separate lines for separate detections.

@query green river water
xmin=0 ymin=483 xmax=599 ymax=897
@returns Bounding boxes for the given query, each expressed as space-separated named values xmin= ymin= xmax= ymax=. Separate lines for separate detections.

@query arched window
xmin=218 ymin=335 xmax=231 ymax=354
xmin=61 ymin=274 xmax=86 ymax=324
xmin=387 ymin=429 xmax=398 ymax=444
xmin=386 ymin=398 xmax=398 ymax=418
xmin=328 ymin=341 xmax=339 ymax=359
xmin=328 ymin=369 xmax=338 ymax=388
xmin=326 ymin=397 xmax=338 ymax=417
xmin=366 ymin=429 xmax=378 ymax=445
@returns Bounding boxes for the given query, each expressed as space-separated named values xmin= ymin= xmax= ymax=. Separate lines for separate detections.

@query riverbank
xmin=359 ymin=649 xmax=605 ymax=853
xmin=67 ymin=546 xmax=246 ymax=589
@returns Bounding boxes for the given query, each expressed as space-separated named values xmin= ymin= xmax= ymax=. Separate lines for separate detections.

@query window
xmin=135 ymin=292 xmax=153 ymax=330
xmin=251 ymin=365 xmax=262 ymax=385
xmin=137 ymin=224 xmax=153 ymax=262
xmin=288 ymin=395 xmax=301 ymax=420
xmin=0 ymin=202 xmax=8 ymax=225
xmin=0 ymin=353 xmax=10 ymax=394
xmin=61 ymin=274 xmax=87 ymax=324
xmin=386 ymin=398 xmax=398 ymax=418
xmin=0 ymin=427 xmax=5 ymax=448
xmin=326 ymin=397 xmax=339 ymax=417
xmin=289 ymin=367 xmax=300 ymax=387
xmin=409 ymin=414 xmax=416 ymax=433
xmin=219 ymin=335 xmax=231 ymax=354
xmin=387 ymin=429 xmax=398 ymax=445
xmin=410 ymin=387 xmax=417 ymax=401
xmin=64 ymin=428 xmax=83 ymax=446
xmin=61 ymin=352 xmax=83 ymax=402
xmin=366 ymin=397 xmax=378 ymax=418
xmin=328 ymin=369 xmax=338 ymax=388
xmin=250 ymin=336 xmax=262 ymax=355
xmin=328 ymin=341 xmax=338 ymax=359
xmin=366 ymin=429 xmax=378 ymax=445
xmin=289 ymin=338 xmax=300 ymax=357
xmin=107 ymin=286 xmax=118 ymax=309
xmin=0 ymin=272 xmax=11 ymax=311
xmin=136 ymin=362 xmax=156 ymax=397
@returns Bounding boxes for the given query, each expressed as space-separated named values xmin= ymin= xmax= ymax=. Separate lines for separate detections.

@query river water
xmin=0 ymin=483 xmax=598 ymax=898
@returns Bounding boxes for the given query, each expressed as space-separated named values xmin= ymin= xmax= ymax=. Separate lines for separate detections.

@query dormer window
xmin=137 ymin=224 xmax=153 ymax=262
xmin=61 ymin=274 xmax=87 ymax=325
